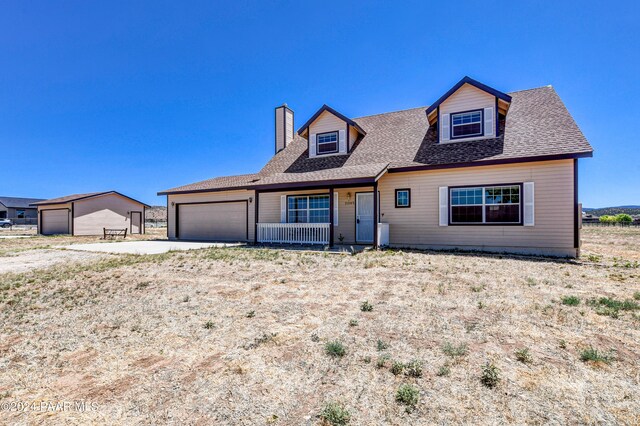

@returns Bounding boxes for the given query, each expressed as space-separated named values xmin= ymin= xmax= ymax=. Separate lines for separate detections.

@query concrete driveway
xmin=58 ymin=240 xmax=244 ymax=255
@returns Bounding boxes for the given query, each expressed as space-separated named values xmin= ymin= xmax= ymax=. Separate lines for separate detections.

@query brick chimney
xmin=275 ymin=104 xmax=294 ymax=153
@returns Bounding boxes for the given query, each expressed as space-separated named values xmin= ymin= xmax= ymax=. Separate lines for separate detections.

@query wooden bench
xmin=103 ymin=228 xmax=128 ymax=239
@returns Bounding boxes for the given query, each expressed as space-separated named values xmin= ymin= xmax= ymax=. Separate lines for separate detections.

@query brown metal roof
xmin=159 ymin=86 xmax=593 ymax=195
xmin=32 ymin=191 xmax=150 ymax=207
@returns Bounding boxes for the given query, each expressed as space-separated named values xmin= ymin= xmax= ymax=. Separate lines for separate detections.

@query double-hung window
xmin=316 ymin=131 xmax=338 ymax=154
xmin=16 ymin=210 xmax=25 ymax=219
xmin=451 ymin=110 xmax=483 ymax=139
xmin=395 ymin=189 xmax=410 ymax=208
xmin=450 ymin=185 xmax=521 ymax=224
xmin=287 ymin=194 xmax=330 ymax=223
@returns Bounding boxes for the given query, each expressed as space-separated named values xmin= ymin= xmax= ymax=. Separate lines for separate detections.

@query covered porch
xmin=253 ymin=180 xmax=387 ymax=248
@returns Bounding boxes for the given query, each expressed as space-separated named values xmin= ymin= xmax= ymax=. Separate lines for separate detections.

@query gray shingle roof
xmin=159 ymin=86 xmax=592 ymax=195
xmin=0 ymin=196 xmax=45 ymax=209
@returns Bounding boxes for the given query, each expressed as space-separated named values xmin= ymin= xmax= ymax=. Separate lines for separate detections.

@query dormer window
xmin=317 ymin=131 xmax=339 ymax=154
xmin=451 ymin=110 xmax=483 ymax=139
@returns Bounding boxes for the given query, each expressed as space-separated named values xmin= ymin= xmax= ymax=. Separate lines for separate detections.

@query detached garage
xmin=32 ymin=191 xmax=149 ymax=236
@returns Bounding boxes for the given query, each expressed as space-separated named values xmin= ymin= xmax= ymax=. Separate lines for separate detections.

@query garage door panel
xmin=42 ymin=210 xmax=70 ymax=235
xmin=178 ymin=202 xmax=247 ymax=241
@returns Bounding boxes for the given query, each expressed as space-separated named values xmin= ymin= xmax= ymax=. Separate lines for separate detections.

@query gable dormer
xmin=426 ymin=77 xmax=512 ymax=143
xmin=297 ymin=105 xmax=366 ymax=158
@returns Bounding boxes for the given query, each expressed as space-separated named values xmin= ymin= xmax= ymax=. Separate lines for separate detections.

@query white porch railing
xmin=257 ymin=223 xmax=330 ymax=244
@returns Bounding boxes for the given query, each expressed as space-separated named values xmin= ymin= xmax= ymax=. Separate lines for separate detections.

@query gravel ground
xmin=0 ymin=227 xmax=638 ymax=425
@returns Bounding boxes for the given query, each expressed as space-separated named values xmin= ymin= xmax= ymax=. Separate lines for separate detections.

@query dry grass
xmin=0 ymin=228 xmax=639 ymax=424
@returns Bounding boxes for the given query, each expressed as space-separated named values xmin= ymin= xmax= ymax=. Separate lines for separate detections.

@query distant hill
xmin=145 ymin=205 xmax=167 ymax=220
xmin=583 ymin=206 xmax=640 ymax=216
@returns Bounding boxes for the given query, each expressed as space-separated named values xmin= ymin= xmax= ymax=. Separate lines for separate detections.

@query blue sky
xmin=1 ymin=1 xmax=638 ymax=207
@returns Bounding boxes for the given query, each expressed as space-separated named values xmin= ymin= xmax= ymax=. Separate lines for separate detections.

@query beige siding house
xmin=159 ymin=76 xmax=593 ymax=257
xmin=33 ymin=191 xmax=149 ymax=236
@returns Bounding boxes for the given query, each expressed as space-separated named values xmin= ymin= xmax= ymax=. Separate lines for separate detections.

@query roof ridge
xmin=354 ymin=106 xmax=428 ymax=120
xmin=508 ymin=85 xmax=553 ymax=94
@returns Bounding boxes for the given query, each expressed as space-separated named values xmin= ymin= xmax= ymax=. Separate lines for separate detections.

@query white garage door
xmin=177 ymin=202 xmax=247 ymax=241
xmin=41 ymin=209 xmax=70 ymax=235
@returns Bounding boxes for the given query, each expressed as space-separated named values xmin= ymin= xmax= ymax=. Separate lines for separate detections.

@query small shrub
xmin=360 ymin=301 xmax=373 ymax=312
xmin=515 ymin=348 xmax=533 ymax=364
xmin=587 ymin=254 xmax=602 ymax=262
xmin=470 ymin=285 xmax=484 ymax=293
xmin=634 ymin=291 xmax=640 ymax=301
xmin=376 ymin=354 xmax=390 ymax=369
xmin=320 ymin=402 xmax=351 ymax=426
xmin=203 ymin=321 xmax=215 ymax=330
xmin=395 ymin=384 xmax=419 ymax=409
xmin=390 ymin=361 xmax=404 ymax=376
xmin=437 ymin=364 xmax=451 ymax=377
xmin=325 ymin=341 xmax=346 ymax=358
xmin=561 ymin=296 xmax=580 ymax=306
xmin=311 ymin=333 xmax=320 ymax=342
xmin=182 ymin=295 xmax=190 ymax=302
xmin=363 ymin=356 xmax=371 ymax=364
xmin=376 ymin=339 xmax=389 ymax=351
xmin=246 ymin=310 xmax=256 ymax=318
xmin=481 ymin=362 xmax=500 ymax=388
xmin=580 ymin=346 xmax=614 ymax=364
xmin=526 ymin=277 xmax=537 ymax=286
xmin=477 ymin=301 xmax=485 ymax=309
xmin=442 ymin=342 xmax=468 ymax=358
xmin=559 ymin=339 xmax=567 ymax=349
xmin=348 ymin=319 xmax=358 ymax=327
xmin=404 ymin=359 xmax=423 ymax=377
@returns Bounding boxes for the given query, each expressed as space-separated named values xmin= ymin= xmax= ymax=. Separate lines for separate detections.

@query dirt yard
xmin=0 ymin=227 xmax=639 ymax=425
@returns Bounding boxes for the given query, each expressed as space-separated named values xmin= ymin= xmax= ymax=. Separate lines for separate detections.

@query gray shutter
xmin=280 ymin=195 xmax=287 ymax=223
xmin=333 ymin=192 xmax=339 ymax=226
xmin=441 ymin=114 xmax=450 ymax=142
xmin=439 ymin=187 xmax=449 ymax=226
xmin=309 ymin=133 xmax=317 ymax=157
xmin=523 ymin=182 xmax=535 ymax=226
xmin=338 ymin=129 xmax=346 ymax=153
xmin=484 ymin=107 xmax=494 ymax=137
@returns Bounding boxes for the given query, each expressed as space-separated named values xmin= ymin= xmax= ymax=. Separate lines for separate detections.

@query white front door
xmin=356 ymin=192 xmax=374 ymax=243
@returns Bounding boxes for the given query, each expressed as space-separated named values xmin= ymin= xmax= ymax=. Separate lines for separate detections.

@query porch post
xmin=254 ymin=190 xmax=260 ymax=244
xmin=329 ymin=187 xmax=334 ymax=247
xmin=373 ymin=182 xmax=378 ymax=248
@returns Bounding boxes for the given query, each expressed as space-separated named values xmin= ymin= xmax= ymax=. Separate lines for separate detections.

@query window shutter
xmin=280 ymin=195 xmax=287 ymax=223
xmin=439 ymin=186 xmax=449 ymax=226
xmin=309 ymin=133 xmax=316 ymax=157
xmin=338 ymin=129 xmax=346 ymax=153
xmin=484 ymin=107 xmax=494 ymax=137
xmin=523 ymin=182 xmax=534 ymax=226
xmin=333 ymin=192 xmax=339 ymax=226
xmin=441 ymin=114 xmax=450 ymax=142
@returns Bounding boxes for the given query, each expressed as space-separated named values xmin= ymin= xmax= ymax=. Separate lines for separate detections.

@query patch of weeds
xmin=244 ymin=333 xmax=277 ymax=350
xmin=390 ymin=361 xmax=404 ymax=376
xmin=203 ymin=321 xmax=215 ymax=329
xmin=580 ymin=346 xmax=614 ymax=364
xmin=325 ymin=341 xmax=346 ymax=358
xmin=561 ymin=296 xmax=580 ymax=306
xmin=481 ymin=362 xmax=500 ymax=388
xmin=348 ymin=319 xmax=358 ymax=327
xmin=376 ymin=339 xmax=389 ymax=351
xmin=360 ymin=300 xmax=373 ymax=312
xmin=477 ymin=301 xmax=485 ymax=309
xmin=438 ymin=283 xmax=446 ymax=295
xmin=182 ymin=295 xmax=190 ymax=303
xmin=376 ymin=354 xmax=390 ymax=369
xmin=442 ymin=341 xmax=468 ymax=358
xmin=588 ymin=297 xmax=639 ymax=318
xmin=559 ymin=339 xmax=567 ymax=349
xmin=311 ymin=333 xmax=320 ymax=342
xmin=470 ymin=285 xmax=484 ymax=293
xmin=404 ymin=359 xmax=423 ymax=377
xmin=587 ymin=254 xmax=602 ymax=262
xmin=395 ymin=384 xmax=419 ymax=411
xmin=526 ymin=277 xmax=537 ymax=286
xmin=515 ymin=348 xmax=533 ymax=364
xmin=135 ymin=281 xmax=150 ymax=290
xmin=613 ymin=258 xmax=639 ymax=268
xmin=437 ymin=363 xmax=451 ymax=377
xmin=634 ymin=291 xmax=640 ymax=301
xmin=363 ymin=356 xmax=371 ymax=364
xmin=246 ymin=310 xmax=256 ymax=318
xmin=319 ymin=402 xmax=351 ymax=426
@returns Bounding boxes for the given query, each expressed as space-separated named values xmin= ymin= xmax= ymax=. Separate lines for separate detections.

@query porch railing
xmin=257 ymin=223 xmax=330 ymax=244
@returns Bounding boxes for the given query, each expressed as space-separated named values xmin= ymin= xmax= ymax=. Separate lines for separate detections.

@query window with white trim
xmin=450 ymin=185 xmax=520 ymax=224
xmin=451 ymin=110 xmax=483 ymax=139
xmin=316 ymin=131 xmax=338 ymax=154
xmin=287 ymin=195 xmax=330 ymax=223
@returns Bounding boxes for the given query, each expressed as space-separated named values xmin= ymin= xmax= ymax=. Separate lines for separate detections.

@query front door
xmin=356 ymin=192 xmax=374 ymax=243
xmin=131 ymin=211 xmax=142 ymax=234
